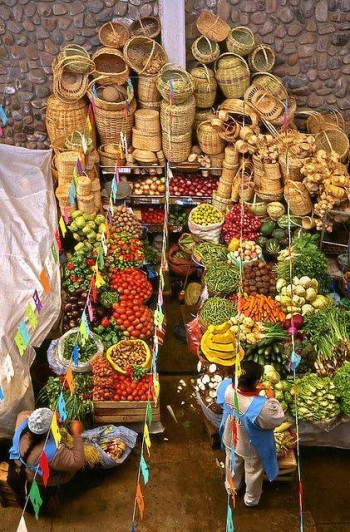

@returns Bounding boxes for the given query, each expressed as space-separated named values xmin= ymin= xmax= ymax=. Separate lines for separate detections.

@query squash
xmin=265 ymin=238 xmax=281 ymax=256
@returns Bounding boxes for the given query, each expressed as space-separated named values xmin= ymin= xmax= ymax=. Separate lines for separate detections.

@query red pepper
xmin=85 ymin=258 xmax=95 ymax=267
xmin=70 ymin=275 xmax=78 ymax=282
xmin=101 ymin=317 xmax=111 ymax=327
xmin=67 ymin=262 xmax=75 ymax=271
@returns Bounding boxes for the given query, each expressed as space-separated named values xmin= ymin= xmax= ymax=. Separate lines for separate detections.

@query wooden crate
xmin=0 ymin=462 xmax=20 ymax=508
xmin=94 ymin=400 xmax=160 ymax=424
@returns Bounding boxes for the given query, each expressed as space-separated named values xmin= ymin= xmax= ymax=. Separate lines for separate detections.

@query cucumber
xmin=253 ymin=353 xmax=259 ymax=363
xmin=276 ymin=354 xmax=283 ymax=363
xmin=258 ymin=355 xmax=265 ymax=365
xmin=273 ymin=344 xmax=280 ymax=354
xmin=258 ymin=347 xmax=265 ymax=356
xmin=264 ymin=347 xmax=272 ymax=356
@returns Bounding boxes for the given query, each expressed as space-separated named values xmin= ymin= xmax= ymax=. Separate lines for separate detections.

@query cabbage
xmin=263 ymin=365 xmax=280 ymax=384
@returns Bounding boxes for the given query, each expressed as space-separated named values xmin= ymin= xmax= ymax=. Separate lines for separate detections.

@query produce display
xmin=230 ymin=315 xmax=263 ymax=344
xmin=201 ymin=322 xmax=244 ymax=366
xmin=205 ymin=263 xmax=240 ymax=296
xmin=107 ymin=232 xmax=144 ymax=270
xmin=169 ymin=174 xmax=218 ymax=197
xmin=238 ymin=294 xmax=286 ymax=324
xmin=334 ymin=362 xmax=350 ymax=416
xmin=193 ymin=242 xmax=228 ymax=267
xmin=199 ymin=298 xmax=236 ymax=327
xmin=274 ymin=423 xmax=296 ymax=457
xmin=62 ymin=333 xmax=100 ymax=364
xmin=132 ymin=176 xmax=166 ymax=196
xmin=244 ymin=324 xmax=289 ymax=375
xmin=94 ymin=320 xmax=123 ymax=350
xmin=275 ymin=276 xmax=329 ymax=318
xmin=68 ymin=211 xmax=107 ymax=254
xmin=140 ymin=207 xmax=165 ymax=225
xmin=190 ymin=204 xmax=223 ymax=226
xmin=286 ymin=374 xmax=340 ymax=421
xmin=222 ymin=205 xmax=261 ymax=244
xmin=243 ymin=260 xmax=276 ymax=297
xmin=111 ymin=300 xmax=154 ymax=339
xmin=112 ymin=206 xmax=143 ymax=237
xmin=106 ymin=339 xmax=151 ymax=374
xmin=169 ymin=207 xmax=188 ymax=227
xmin=109 ymin=268 xmax=153 ymax=303
xmin=63 ymin=254 xmax=94 ymax=292
xmin=227 ymin=240 xmax=262 ymax=264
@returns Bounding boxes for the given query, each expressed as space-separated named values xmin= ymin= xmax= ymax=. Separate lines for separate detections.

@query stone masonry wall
xmin=0 ymin=0 xmax=159 ymax=149
xmin=186 ymin=0 xmax=350 ymax=129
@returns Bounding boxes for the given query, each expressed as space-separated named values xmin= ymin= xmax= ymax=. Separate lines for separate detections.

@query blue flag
xmin=72 ymin=343 xmax=79 ymax=366
xmin=57 ymin=392 xmax=67 ymax=421
xmin=226 ymin=505 xmax=234 ymax=532
xmin=140 ymin=453 xmax=149 ymax=485
xmin=289 ymin=350 xmax=301 ymax=372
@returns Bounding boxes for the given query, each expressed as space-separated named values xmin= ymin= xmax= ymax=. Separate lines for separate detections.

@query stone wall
xmin=186 ymin=0 xmax=350 ymax=128
xmin=0 ymin=0 xmax=159 ymax=149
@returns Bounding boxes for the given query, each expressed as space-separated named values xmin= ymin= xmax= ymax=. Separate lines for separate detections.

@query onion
xmin=288 ymin=326 xmax=298 ymax=336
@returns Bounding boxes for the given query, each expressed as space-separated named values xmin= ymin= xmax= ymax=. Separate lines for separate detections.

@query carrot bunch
xmin=237 ymin=294 xmax=286 ymax=324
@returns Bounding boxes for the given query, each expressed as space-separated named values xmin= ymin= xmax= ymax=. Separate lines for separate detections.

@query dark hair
xmin=237 ymin=361 xmax=264 ymax=390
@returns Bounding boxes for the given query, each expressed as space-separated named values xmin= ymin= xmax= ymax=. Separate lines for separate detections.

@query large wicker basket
xmin=52 ymin=58 xmax=89 ymax=103
xmin=212 ymin=192 xmax=233 ymax=213
xmin=157 ymin=63 xmax=195 ymax=104
xmin=132 ymin=128 xmax=161 ymax=152
xmin=98 ymin=21 xmax=130 ymax=49
xmin=46 ymin=95 xmax=89 ymax=144
xmin=193 ymin=109 xmax=216 ymax=142
xmin=91 ymin=48 xmax=129 ymax=85
xmin=124 ymin=36 xmax=167 ymax=75
xmin=315 ymin=128 xmax=349 ymax=161
xmin=284 ymin=181 xmax=313 ymax=216
xmin=252 ymin=72 xmax=288 ymax=100
xmin=226 ymin=26 xmax=256 ymax=56
xmin=191 ymin=36 xmax=220 ymax=64
xmin=307 ymin=111 xmax=346 ymax=134
xmin=191 ymin=64 xmax=217 ymax=109
xmin=196 ymin=11 xmax=230 ymax=43
xmin=162 ymin=131 xmax=192 ymax=163
xmin=56 ymin=45 xmax=94 ymax=74
xmin=218 ymin=98 xmax=260 ymax=127
xmin=167 ymin=244 xmax=196 ymax=277
xmin=135 ymin=109 xmax=160 ymax=134
xmin=215 ymin=53 xmax=250 ymax=99
xmin=129 ymin=16 xmax=161 ymax=39
xmin=160 ymin=96 xmax=196 ymax=135
xmin=137 ymin=74 xmax=161 ymax=103
xmin=248 ymin=44 xmax=275 ymax=73
xmin=197 ymin=120 xmax=226 ymax=155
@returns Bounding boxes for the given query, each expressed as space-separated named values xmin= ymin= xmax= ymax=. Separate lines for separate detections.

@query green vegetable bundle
xmin=193 ymin=242 xmax=228 ymax=267
xmin=275 ymin=234 xmax=330 ymax=295
xmin=63 ymin=333 xmax=99 ymax=363
xmin=286 ymin=374 xmax=340 ymax=421
xmin=199 ymin=297 xmax=236 ymax=327
xmin=205 ymin=264 xmax=240 ymax=296
xmin=334 ymin=362 xmax=350 ymax=416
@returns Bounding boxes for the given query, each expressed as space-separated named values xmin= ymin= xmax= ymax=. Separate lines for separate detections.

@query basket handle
xmin=229 ymin=25 xmax=255 ymax=41
xmin=214 ymin=52 xmax=250 ymax=74
xmin=194 ymin=62 xmax=212 ymax=92
xmin=139 ymin=38 xmax=157 ymax=74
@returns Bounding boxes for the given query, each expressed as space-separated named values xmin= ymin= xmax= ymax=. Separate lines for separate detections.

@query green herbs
xmin=334 ymin=362 xmax=350 ymax=416
xmin=205 ymin=264 xmax=240 ymax=296
xmin=199 ymin=297 xmax=236 ymax=326
xmin=287 ymin=373 xmax=340 ymax=421
xmin=143 ymin=240 xmax=161 ymax=268
xmin=99 ymin=290 xmax=119 ymax=309
xmin=63 ymin=333 xmax=98 ymax=363
xmin=276 ymin=235 xmax=330 ymax=295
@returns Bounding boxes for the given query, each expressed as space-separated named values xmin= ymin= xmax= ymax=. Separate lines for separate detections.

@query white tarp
xmin=0 ymin=145 xmax=61 ymax=438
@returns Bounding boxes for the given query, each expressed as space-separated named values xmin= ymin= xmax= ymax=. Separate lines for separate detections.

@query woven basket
xmin=56 ymin=150 xmax=79 ymax=178
xmin=252 ymin=72 xmax=288 ymax=100
xmin=139 ymin=100 xmax=161 ymax=110
xmin=132 ymin=149 xmax=158 ymax=165
xmin=56 ymin=45 xmax=94 ymax=74
xmin=267 ymin=201 xmax=286 ymax=220
xmin=269 ymin=97 xmax=297 ymax=127
xmin=279 ymin=154 xmax=303 ymax=182
xmin=245 ymin=196 xmax=268 ymax=216
xmin=197 ymin=120 xmax=226 ymax=155
xmin=124 ymin=36 xmax=167 ymax=75
xmin=137 ymin=74 xmax=161 ymax=102
xmin=157 ymin=63 xmax=195 ymax=104
xmin=78 ymin=194 xmax=96 ymax=215
xmin=98 ymin=144 xmax=122 ymax=166
xmin=191 ymin=64 xmax=217 ymax=109
xmin=218 ymin=120 xmax=240 ymax=142
xmin=212 ymin=192 xmax=233 ymax=212
xmin=284 ymin=181 xmax=313 ymax=216
xmin=193 ymin=109 xmax=215 ymax=142
xmin=160 ymin=96 xmax=196 ymax=136
xmin=93 ymin=97 xmax=136 ymax=145
xmin=248 ymin=89 xmax=285 ymax=122
xmin=307 ymin=110 xmax=346 ymax=134
xmin=196 ymin=10 xmax=230 ymax=43
xmin=248 ymin=44 xmax=275 ymax=73
xmin=315 ymin=128 xmax=349 ymax=161
xmin=263 ymin=161 xmax=282 ymax=180
xmin=98 ymin=21 xmax=130 ymax=49
xmin=216 ymin=178 xmax=232 ymax=198
xmin=218 ymin=98 xmax=260 ymax=127
xmin=129 ymin=16 xmax=161 ymax=39
xmin=215 ymin=53 xmax=250 ymax=99
xmin=167 ymin=244 xmax=196 ymax=277
xmin=224 ymin=145 xmax=239 ymax=166
xmin=162 ymin=131 xmax=192 ymax=163
xmin=65 ymin=131 xmax=92 ymax=153
xmin=52 ymin=58 xmax=89 ymax=103
xmin=221 ymin=161 xmax=239 ymax=183
xmin=132 ymin=128 xmax=161 ymax=152
xmin=76 ymin=175 xmax=92 ymax=196
xmin=191 ymin=36 xmax=220 ymax=64
xmin=46 ymin=95 xmax=89 ymax=144
xmin=209 ymin=152 xmax=225 ymax=173
xmin=91 ymin=84 xmax=131 ymax=108
xmin=92 ymin=48 xmax=129 ymax=85
xmin=240 ymin=181 xmax=255 ymax=202
xmin=135 ymin=109 xmax=160 ymax=133
xmin=226 ymin=26 xmax=255 ymax=56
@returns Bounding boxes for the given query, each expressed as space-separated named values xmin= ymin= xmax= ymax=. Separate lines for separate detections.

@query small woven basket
xmin=215 ymin=53 xmax=250 ymax=99
xmin=315 ymin=128 xmax=349 ymax=161
xmin=160 ymin=96 xmax=196 ymax=135
xmin=139 ymin=100 xmax=161 ymax=110
xmin=191 ymin=64 xmax=217 ymax=109
xmin=307 ymin=110 xmax=346 ymax=134
xmin=224 ymin=145 xmax=239 ymax=166
xmin=157 ymin=63 xmax=195 ymax=104
xmin=65 ymin=131 xmax=92 ymax=152
xmin=284 ymin=181 xmax=313 ymax=216
xmin=98 ymin=21 xmax=130 ymax=49
xmin=56 ymin=45 xmax=94 ymax=74
xmin=135 ymin=109 xmax=160 ymax=134
xmin=92 ymin=97 xmax=136 ymax=145
xmin=218 ymin=98 xmax=260 ymax=127
xmin=124 ymin=36 xmax=167 ymax=75
xmin=56 ymin=150 xmax=79 ymax=178
xmin=191 ymin=36 xmax=220 ymax=64
xmin=212 ymin=192 xmax=233 ymax=213
xmin=98 ymin=144 xmax=122 ymax=167
xmin=226 ymin=26 xmax=256 ymax=56
xmin=251 ymin=72 xmax=288 ymax=100
xmin=132 ymin=128 xmax=162 ymax=152
xmin=216 ymin=178 xmax=232 ymax=198
xmin=129 ymin=16 xmax=161 ymax=39
xmin=209 ymin=152 xmax=225 ymax=176
xmin=196 ymin=10 xmax=230 ymax=43
xmin=267 ymin=201 xmax=285 ymax=220
xmin=245 ymin=195 xmax=268 ymax=217
xmin=193 ymin=109 xmax=215 ymax=142
xmin=197 ymin=120 xmax=226 ymax=155
xmin=52 ymin=58 xmax=89 ymax=103
xmin=248 ymin=44 xmax=275 ymax=73
xmin=137 ymin=73 xmax=161 ymax=103
xmin=92 ymin=48 xmax=129 ymax=85
xmin=45 ymin=95 xmax=88 ymax=144
xmin=162 ymin=131 xmax=192 ymax=163
xmin=279 ymin=153 xmax=303 ymax=182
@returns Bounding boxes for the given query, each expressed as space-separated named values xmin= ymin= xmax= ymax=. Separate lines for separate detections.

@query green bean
xmin=205 ymin=264 xmax=240 ymax=296
xmin=200 ymin=297 xmax=236 ymax=326
xmin=194 ymin=242 xmax=228 ymax=267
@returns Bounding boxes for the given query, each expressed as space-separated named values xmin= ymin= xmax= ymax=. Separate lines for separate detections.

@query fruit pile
xmin=190 ymin=204 xmax=223 ymax=226
xmin=132 ymin=176 xmax=166 ymax=195
xmin=140 ymin=207 xmax=165 ymax=224
xmin=91 ymin=356 xmax=115 ymax=401
xmin=109 ymin=268 xmax=153 ymax=303
xmin=112 ymin=206 xmax=143 ymax=237
xmin=222 ymin=204 xmax=262 ymax=243
xmin=111 ymin=300 xmax=154 ymax=339
xmin=111 ymin=372 xmax=154 ymax=402
xmin=107 ymin=232 xmax=144 ymax=270
xmin=170 ymin=174 xmax=217 ymax=197
xmin=63 ymin=254 xmax=94 ymax=293
xmin=227 ymin=240 xmax=262 ymax=263
xmin=68 ymin=210 xmax=106 ymax=254
xmin=243 ymin=260 xmax=276 ymax=296
xmin=107 ymin=339 xmax=150 ymax=373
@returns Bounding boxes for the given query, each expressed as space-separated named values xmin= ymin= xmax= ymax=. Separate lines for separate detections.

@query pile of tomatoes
xmin=111 ymin=299 xmax=154 ymax=339
xmin=109 ymin=268 xmax=153 ymax=303
xmin=112 ymin=373 xmax=154 ymax=402
xmin=107 ymin=232 xmax=144 ymax=271
xmin=141 ymin=207 xmax=165 ymax=225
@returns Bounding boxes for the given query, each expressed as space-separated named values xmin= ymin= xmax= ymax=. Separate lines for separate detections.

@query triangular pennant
xmin=97 ymin=246 xmax=104 ymax=270
xmin=87 ymin=297 xmax=94 ymax=321
xmin=50 ymin=414 xmax=61 ymax=448
xmin=25 ymin=303 xmax=38 ymax=330
xmin=289 ymin=350 xmax=301 ymax=372
xmin=29 ymin=480 xmax=43 ymax=520
xmin=79 ymin=311 xmax=90 ymax=345
xmin=68 ymin=180 xmax=77 ymax=206
xmin=51 ymin=241 xmax=59 ymax=263
xmin=230 ymin=446 xmax=236 ymax=476
xmin=63 ymin=206 xmax=70 ymax=224
xmin=72 ymin=343 xmax=79 ymax=366
xmin=153 ymin=376 xmax=160 ymax=404
xmin=144 ymin=423 xmax=151 ymax=456
xmin=33 ymin=289 xmax=43 ymax=313
xmin=136 ymin=482 xmax=145 ymax=520
xmin=140 ymin=453 xmax=149 ymax=485
xmin=2 ymin=354 xmax=14 ymax=384
xmin=90 ymin=275 xmax=97 ymax=302
xmin=44 ymin=255 xmax=54 ymax=278
xmin=0 ymin=106 xmax=7 ymax=125
xmin=66 ymin=366 xmax=75 ymax=395
xmin=76 ymin=158 xmax=84 ymax=175
xmin=146 ymin=402 xmax=153 ymax=426
xmin=111 ymin=176 xmax=118 ymax=203
xmin=86 ymin=115 xmax=92 ymax=134
xmin=228 ymin=474 xmax=235 ymax=494
xmin=0 ymin=386 xmax=4 ymax=401
xmin=38 ymin=452 xmax=50 ymax=488
xmin=101 ymin=232 xmax=108 ymax=255
xmin=226 ymin=504 xmax=234 ymax=532
xmin=95 ymin=269 xmax=105 ymax=288
xmin=18 ymin=321 xmax=30 ymax=346
xmin=59 ymin=216 xmax=67 ymax=237
xmin=16 ymin=516 xmax=27 ymax=532
xmin=57 ymin=391 xmax=67 ymax=422
xmin=39 ymin=269 xmax=51 ymax=294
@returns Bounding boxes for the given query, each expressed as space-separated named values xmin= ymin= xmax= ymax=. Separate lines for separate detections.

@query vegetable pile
xmin=68 ymin=210 xmax=106 ymax=254
xmin=205 ymin=263 xmax=240 ymax=296
xmin=109 ymin=268 xmax=153 ymax=303
xmin=193 ymin=242 xmax=228 ymax=267
xmin=227 ymin=240 xmax=262 ymax=264
xmin=243 ymin=260 xmax=276 ymax=296
xmin=222 ymin=205 xmax=261 ymax=244
xmin=170 ymin=174 xmax=217 ymax=197
xmin=238 ymin=294 xmax=286 ymax=324
xmin=106 ymin=339 xmax=151 ymax=373
xmin=112 ymin=206 xmax=143 ymax=237
xmin=199 ymin=297 xmax=236 ymax=327
xmin=111 ymin=299 xmax=154 ymax=339
xmin=275 ymin=276 xmax=329 ymax=318
xmin=286 ymin=374 xmax=340 ymax=421
xmin=107 ymin=232 xmax=144 ymax=270
xmin=334 ymin=362 xmax=350 ymax=416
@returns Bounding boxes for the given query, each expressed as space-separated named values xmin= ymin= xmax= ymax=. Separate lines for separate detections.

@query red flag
xmin=39 ymin=452 xmax=50 ymax=487
xmin=90 ymin=275 xmax=97 ymax=302
xmin=232 ymin=420 xmax=238 ymax=447
xmin=54 ymin=229 xmax=62 ymax=251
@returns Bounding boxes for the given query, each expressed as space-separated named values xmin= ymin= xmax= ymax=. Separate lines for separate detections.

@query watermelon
xmin=265 ymin=238 xmax=281 ymax=256
xmin=272 ymin=228 xmax=287 ymax=242
xmin=260 ymin=220 xmax=276 ymax=237
xmin=256 ymin=236 xmax=268 ymax=248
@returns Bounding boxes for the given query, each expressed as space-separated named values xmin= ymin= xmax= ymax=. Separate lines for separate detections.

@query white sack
xmin=0 ymin=145 xmax=61 ymax=438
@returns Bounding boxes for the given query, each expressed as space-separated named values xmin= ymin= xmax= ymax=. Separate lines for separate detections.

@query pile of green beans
xmin=194 ymin=242 xmax=228 ymax=267
xmin=200 ymin=297 xmax=236 ymax=326
xmin=205 ymin=264 xmax=240 ymax=296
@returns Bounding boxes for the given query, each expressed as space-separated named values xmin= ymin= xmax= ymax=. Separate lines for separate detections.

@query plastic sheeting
xmin=0 ymin=145 xmax=61 ymax=438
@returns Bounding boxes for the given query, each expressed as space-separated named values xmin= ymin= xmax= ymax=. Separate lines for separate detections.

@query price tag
xmin=151 ymin=199 xmax=160 ymax=205
xmin=120 ymin=167 xmax=131 ymax=174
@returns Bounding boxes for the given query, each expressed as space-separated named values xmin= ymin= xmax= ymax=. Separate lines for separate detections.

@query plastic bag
xmin=188 ymin=218 xmax=223 ymax=244
xmin=185 ymin=317 xmax=203 ymax=356
xmin=56 ymin=328 xmax=104 ymax=373
xmin=82 ymin=425 xmax=138 ymax=469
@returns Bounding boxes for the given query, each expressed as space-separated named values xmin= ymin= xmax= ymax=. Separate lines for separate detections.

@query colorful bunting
xmin=66 ymin=366 xmax=75 ymax=395
xmin=111 ymin=176 xmax=118 ymax=203
xmin=144 ymin=423 xmax=151 ymax=456
xmin=63 ymin=207 xmax=70 ymax=225
xmin=97 ymin=246 xmax=104 ymax=270
xmin=29 ymin=480 xmax=43 ymax=520
xmin=2 ymin=354 xmax=14 ymax=384
xmin=136 ymin=483 xmax=145 ymax=520
xmin=50 ymin=414 xmax=61 ymax=448
xmin=101 ymin=232 xmax=108 ymax=255
xmin=14 ymin=330 xmax=27 ymax=356
xmin=146 ymin=402 xmax=153 ymax=426
xmin=57 ymin=391 xmax=67 ymax=422
xmin=90 ymin=275 xmax=97 ymax=302
xmin=87 ymin=297 xmax=94 ymax=321
xmin=140 ymin=453 xmax=149 ymax=485
xmin=0 ymin=106 xmax=7 ymax=125
xmin=32 ymin=290 xmax=43 ymax=313
xmin=38 ymin=452 xmax=50 ymax=488
xmin=153 ymin=309 xmax=164 ymax=328
xmin=25 ymin=304 xmax=38 ymax=330
xmin=79 ymin=311 xmax=90 ymax=345
xmin=95 ymin=268 xmax=105 ymax=288
xmin=0 ymin=386 xmax=4 ymax=401
xmin=18 ymin=320 xmax=30 ymax=346
xmin=289 ymin=350 xmax=301 ymax=372
xmin=50 ymin=241 xmax=59 ymax=263
xmin=16 ymin=516 xmax=27 ymax=532
xmin=72 ymin=343 xmax=79 ymax=366
xmin=68 ymin=180 xmax=77 ymax=206
xmin=39 ymin=269 xmax=51 ymax=294
xmin=44 ymin=255 xmax=54 ymax=278
xmin=226 ymin=505 xmax=234 ymax=532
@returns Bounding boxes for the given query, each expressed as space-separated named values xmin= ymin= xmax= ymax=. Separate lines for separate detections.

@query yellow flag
xmin=153 ymin=376 xmax=160 ymax=404
xmin=144 ymin=423 xmax=151 ymax=455
xmin=50 ymin=414 xmax=61 ymax=447
xmin=95 ymin=269 xmax=105 ymax=288
xmin=59 ymin=216 xmax=67 ymax=237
